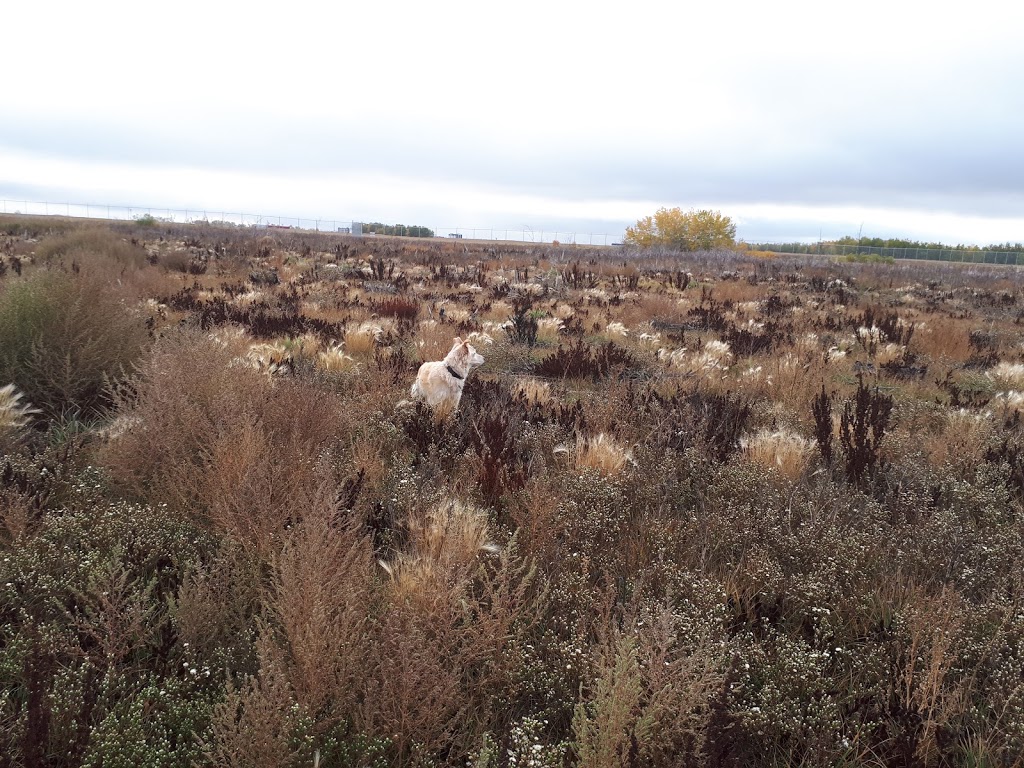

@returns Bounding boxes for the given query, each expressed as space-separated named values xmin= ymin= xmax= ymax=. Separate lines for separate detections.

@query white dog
xmin=409 ymin=337 xmax=485 ymax=417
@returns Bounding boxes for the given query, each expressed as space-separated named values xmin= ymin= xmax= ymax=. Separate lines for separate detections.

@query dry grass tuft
xmin=740 ymin=428 xmax=816 ymax=481
xmin=345 ymin=321 xmax=387 ymax=355
xmin=561 ymin=432 xmax=635 ymax=476
xmin=991 ymin=390 xmax=1024 ymax=418
xmin=532 ymin=316 xmax=562 ymax=345
xmin=0 ymin=383 xmax=40 ymax=435
xmin=659 ymin=339 xmax=733 ymax=376
xmin=317 ymin=342 xmax=358 ymax=372
xmin=511 ymin=377 xmax=554 ymax=406
xmin=924 ymin=407 xmax=993 ymax=469
xmin=240 ymin=341 xmax=293 ymax=375
xmin=381 ymin=499 xmax=499 ymax=599
xmin=414 ymin=319 xmax=455 ymax=362
xmin=987 ymin=361 xmax=1024 ymax=389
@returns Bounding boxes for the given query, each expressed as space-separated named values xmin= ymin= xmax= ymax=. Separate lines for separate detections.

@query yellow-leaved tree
xmin=624 ymin=207 xmax=736 ymax=251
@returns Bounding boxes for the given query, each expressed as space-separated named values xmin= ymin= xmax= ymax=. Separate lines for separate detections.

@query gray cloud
xmin=3 ymin=70 xmax=1024 ymax=247
xmin=7 ymin=109 xmax=1022 ymax=218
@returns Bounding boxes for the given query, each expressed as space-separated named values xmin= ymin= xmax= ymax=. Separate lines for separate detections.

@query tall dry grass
xmin=0 ymin=267 xmax=149 ymax=418
xmin=31 ymin=225 xmax=149 ymax=270
xmin=100 ymin=329 xmax=356 ymax=553
xmin=272 ymin=488 xmax=379 ymax=726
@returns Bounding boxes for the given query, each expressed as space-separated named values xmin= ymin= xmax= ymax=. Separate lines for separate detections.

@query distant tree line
xmin=362 ymin=222 xmax=435 ymax=238
xmin=750 ymin=236 xmax=1024 ymax=254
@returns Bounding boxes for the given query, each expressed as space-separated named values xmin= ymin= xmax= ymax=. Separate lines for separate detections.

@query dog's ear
xmin=452 ymin=336 xmax=463 ymax=347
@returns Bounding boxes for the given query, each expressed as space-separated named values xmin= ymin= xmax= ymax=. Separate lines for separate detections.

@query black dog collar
xmin=445 ymin=364 xmax=464 ymax=380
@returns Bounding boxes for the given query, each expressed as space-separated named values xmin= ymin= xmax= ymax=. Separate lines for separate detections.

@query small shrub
xmin=572 ymin=605 xmax=723 ymax=768
xmin=533 ymin=339 xmax=641 ymax=382
xmin=723 ymin=321 xmax=789 ymax=357
xmin=373 ymin=344 xmax=412 ymax=385
xmin=691 ymin=390 xmax=753 ymax=463
xmin=272 ymin=499 xmax=378 ymax=727
xmin=80 ymin=673 xmax=215 ymax=768
xmin=854 ymin=306 xmax=914 ymax=346
xmin=0 ymin=268 xmax=149 ymax=419
xmin=99 ymin=330 xmax=355 ymax=553
xmin=506 ymin=297 xmax=540 ymax=347
xmin=374 ymin=296 xmax=420 ymax=322
xmin=812 ymin=385 xmax=834 ymax=466
xmin=839 ymin=374 xmax=894 ymax=483
xmin=0 ymin=496 xmax=220 ymax=765
xmin=452 ymin=379 xmax=535 ymax=505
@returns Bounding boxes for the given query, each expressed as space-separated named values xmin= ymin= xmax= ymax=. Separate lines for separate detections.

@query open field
xmin=4 ymin=214 xmax=1024 ymax=766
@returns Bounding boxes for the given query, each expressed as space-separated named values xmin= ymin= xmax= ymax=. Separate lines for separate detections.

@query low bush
xmin=506 ymin=297 xmax=540 ymax=347
xmin=532 ymin=338 xmax=642 ymax=381
xmin=0 ymin=268 xmax=149 ymax=419
xmin=99 ymin=329 xmax=358 ymax=553
xmin=31 ymin=225 xmax=148 ymax=270
xmin=0 ymin=493 xmax=221 ymax=766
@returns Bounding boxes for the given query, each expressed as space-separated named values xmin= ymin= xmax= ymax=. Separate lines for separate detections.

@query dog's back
xmin=407 ymin=337 xmax=484 ymax=418
xmin=411 ymin=361 xmax=459 ymax=408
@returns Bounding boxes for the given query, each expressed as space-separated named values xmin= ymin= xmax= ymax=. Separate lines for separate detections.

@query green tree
xmin=362 ymin=222 xmax=435 ymax=238
xmin=624 ymin=207 xmax=736 ymax=251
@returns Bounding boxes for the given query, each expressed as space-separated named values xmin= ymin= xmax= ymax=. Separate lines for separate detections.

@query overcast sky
xmin=3 ymin=0 xmax=1023 ymax=245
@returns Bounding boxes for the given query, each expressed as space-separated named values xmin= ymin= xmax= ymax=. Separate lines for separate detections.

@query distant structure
xmin=352 ymin=221 xmax=363 ymax=236
xmin=448 ymin=233 xmax=463 ymax=239
xmin=337 ymin=226 xmax=350 ymax=234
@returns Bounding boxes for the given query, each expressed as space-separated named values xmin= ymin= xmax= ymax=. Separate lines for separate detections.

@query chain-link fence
xmin=0 ymin=199 xmax=620 ymax=246
xmin=6 ymin=199 xmax=1017 ymax=260
xmin=762 ymin=242 xmax=1024 ymax=265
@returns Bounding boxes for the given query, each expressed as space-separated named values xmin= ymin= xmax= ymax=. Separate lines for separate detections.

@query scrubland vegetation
xmin=4 ymin=214 xmax=1024 ymax=766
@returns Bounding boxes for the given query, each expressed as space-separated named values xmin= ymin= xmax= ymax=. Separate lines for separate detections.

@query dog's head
xmin=449 ymin=337 xmax=485 ymax=372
